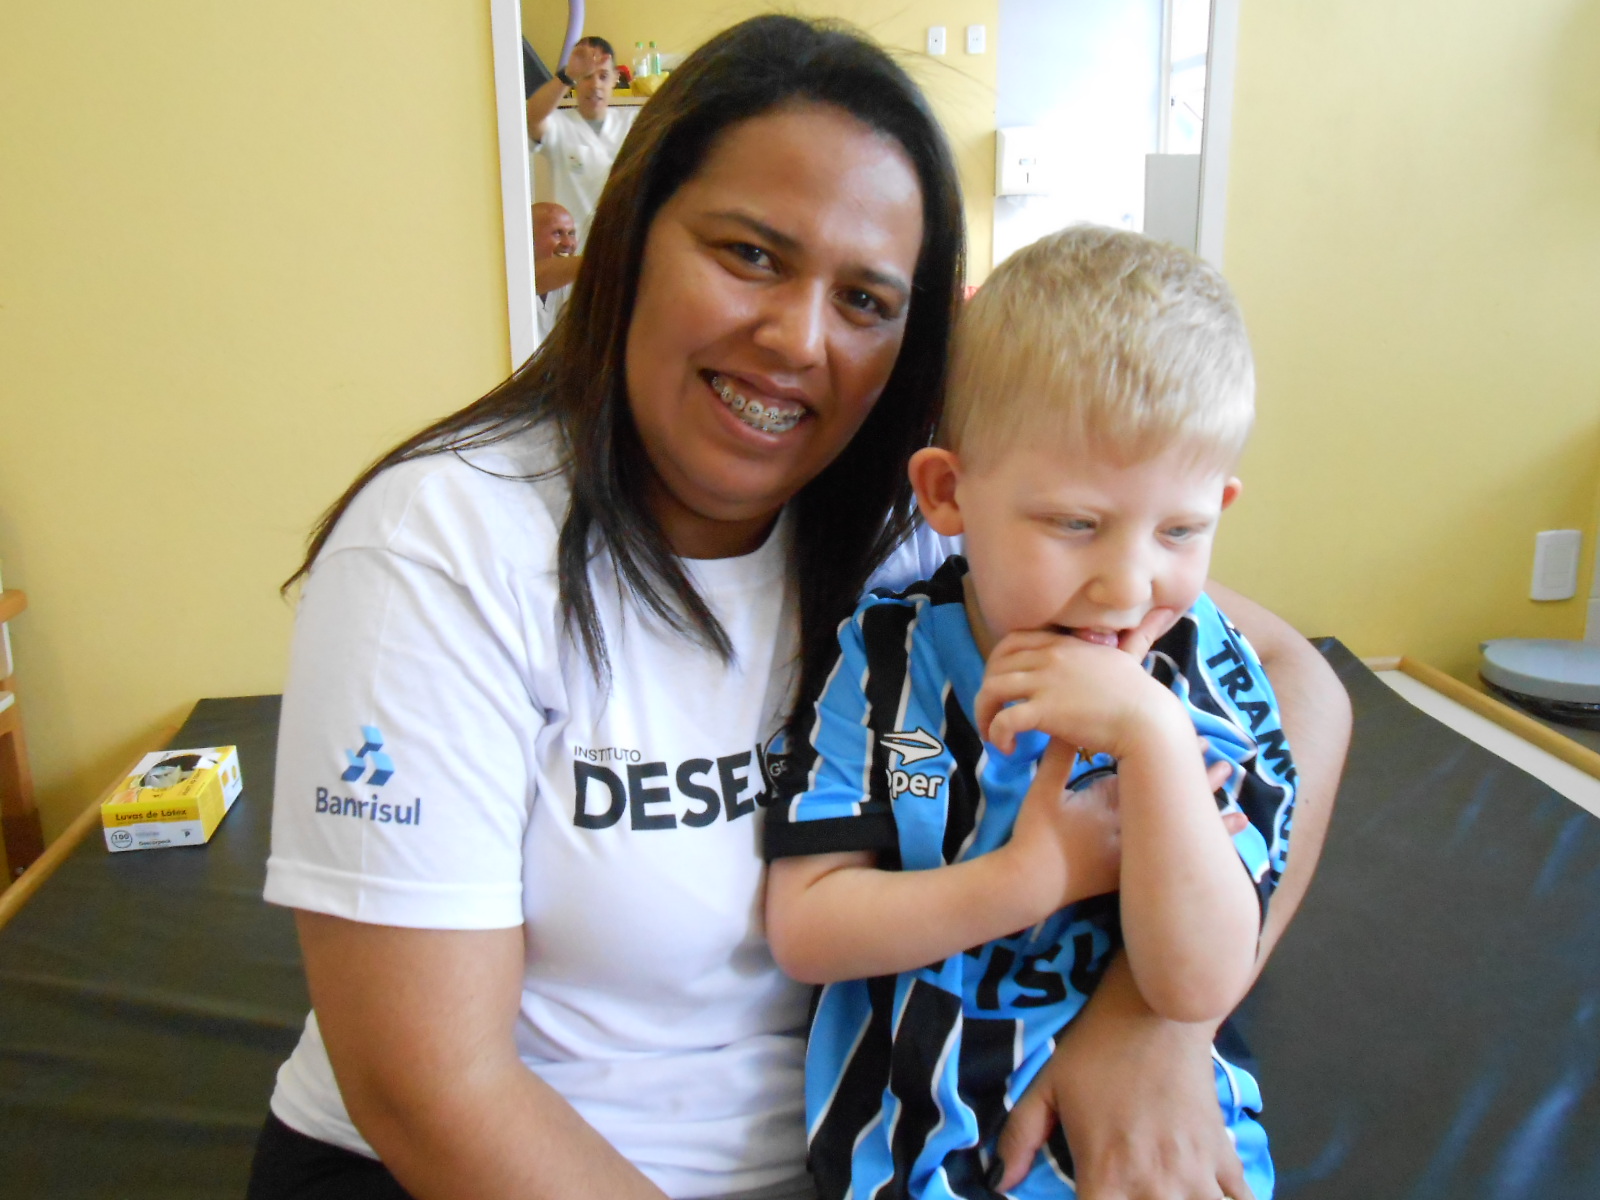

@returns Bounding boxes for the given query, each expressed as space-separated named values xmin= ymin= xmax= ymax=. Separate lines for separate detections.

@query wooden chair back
xmin=0 ymin=588 xmax=43 ymax=880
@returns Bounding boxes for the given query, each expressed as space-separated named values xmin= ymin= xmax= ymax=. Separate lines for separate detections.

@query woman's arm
xmin=299 ymin=913 xmax=667 ymax=1200
xmin=997 ymin=956 xmax=1256 ymax=1200
xmin=994 ymin=586 xmax=1351 ymax=1199
xmin=1208 ymin=580 xmax=1348 ymax=970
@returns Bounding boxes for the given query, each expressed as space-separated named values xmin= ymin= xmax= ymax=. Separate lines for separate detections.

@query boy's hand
xmin=1009 ymin=745 xmax=1242 ymax=911
xmin=975 ymin=608 xmax=1179 ymax=757
xmin=1007 ymin=741 xmax=1121 ymax=908
xmin=977 ymin=632 xmax=1182 ymax=760
xmin=1113 ymin=606 xmax=1182 ymax=663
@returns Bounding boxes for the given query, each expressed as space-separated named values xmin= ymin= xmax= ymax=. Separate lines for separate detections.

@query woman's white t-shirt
xmin=264 ymin=425 xmax=817 ymax=1198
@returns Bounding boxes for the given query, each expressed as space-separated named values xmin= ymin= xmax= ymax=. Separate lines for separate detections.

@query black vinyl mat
xmin=1233 ymin=641 xmax=1600 ymax=1197
xmin=0 ymin=697 xmax=304 ymax=1199
xmin=1 ymin=648 xmax=1598 ymax=1197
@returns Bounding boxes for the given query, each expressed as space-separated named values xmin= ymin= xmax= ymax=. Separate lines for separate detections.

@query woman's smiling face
xmin=624 ymin=102 xmax=925 ymax=559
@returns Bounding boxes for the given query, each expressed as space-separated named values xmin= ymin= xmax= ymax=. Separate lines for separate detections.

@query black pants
xmin=246 ymin=1112 xmax=819 ymax=1200
xmin=246 ymin=1114 xmax=415 ymax=1200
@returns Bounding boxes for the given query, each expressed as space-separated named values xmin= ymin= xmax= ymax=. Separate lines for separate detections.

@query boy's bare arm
xmin=766 ymin=743 xmax=1118 ymax=985
xmin=1112 ymin=702 xmax=1259 ymax=1023
xmin=976 ymin=631 xmax=1257 ymax=1024
xmin=993 ymin=593 xmax=1347 ymax=1197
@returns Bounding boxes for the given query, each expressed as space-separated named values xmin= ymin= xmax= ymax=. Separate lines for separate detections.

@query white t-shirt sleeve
xmin=867 ymin=522 xmax=964 ymax=594
xmin=531 ymin=107 xmax=570 ymax=153
xmin=265 ymin=476 xmax=546 ymax=931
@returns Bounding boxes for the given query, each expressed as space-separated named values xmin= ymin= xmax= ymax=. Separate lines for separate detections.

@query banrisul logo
xmin=342 ymin=725 xmax=395 ymax=786
xmin=315 ymin=725 xmax=421 ymax=827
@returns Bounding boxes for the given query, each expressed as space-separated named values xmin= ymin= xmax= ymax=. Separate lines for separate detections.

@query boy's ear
xmin=908 ymin=447 xmax=965 ymax=536
xmin=1221 ymin=477 xmax=1244 ymax=511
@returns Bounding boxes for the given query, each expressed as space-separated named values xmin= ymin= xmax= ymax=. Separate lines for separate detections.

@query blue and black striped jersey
xmin=765 ymin=556 xmax=1293 ymax=1200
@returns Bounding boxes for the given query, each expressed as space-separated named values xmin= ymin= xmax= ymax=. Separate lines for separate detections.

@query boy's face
xmin=913 ymin=439 xmax=1241 ymax=657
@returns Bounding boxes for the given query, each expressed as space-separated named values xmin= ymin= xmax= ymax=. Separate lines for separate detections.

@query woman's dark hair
xmin=287 ymin=14 xmax=965 ymax=727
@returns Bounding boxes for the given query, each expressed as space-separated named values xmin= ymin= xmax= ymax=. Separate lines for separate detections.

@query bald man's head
xmin=532 ymin=203 xmax=578 ymax=261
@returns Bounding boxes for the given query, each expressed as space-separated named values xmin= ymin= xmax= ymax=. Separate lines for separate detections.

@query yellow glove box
xmin=102 ymin=746 xmax=242 ymax=852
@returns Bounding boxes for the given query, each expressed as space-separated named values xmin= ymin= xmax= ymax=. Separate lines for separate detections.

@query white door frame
xmin=1197 ymin=0 xmax=1241 ymax=268
xmin=491 ymin=0 xmax=538 ymax=367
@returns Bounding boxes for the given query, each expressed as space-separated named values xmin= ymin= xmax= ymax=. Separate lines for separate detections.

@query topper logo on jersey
xmin=881 ymin=727 xmax=948 ymax=800
xmin=313 ymin=725 xmax=422 ymax=826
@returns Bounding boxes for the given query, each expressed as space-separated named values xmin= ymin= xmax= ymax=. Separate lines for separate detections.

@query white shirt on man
xmin=531 ymin=106 xmax=638 ymax=247
xmin=534 ymin=282 xmax=570 ymax=346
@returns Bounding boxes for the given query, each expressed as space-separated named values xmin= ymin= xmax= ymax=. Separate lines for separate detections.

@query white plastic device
xmin=1531 ymin=529 xmax=1582 ymax=601
xmin=995 ymin=126 xmax=1051 ymax=196
xmin=926 ymin=26 xmax=946 ymax=55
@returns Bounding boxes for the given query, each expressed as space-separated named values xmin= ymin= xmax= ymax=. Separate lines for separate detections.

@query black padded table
xmin=1233 ymin=642 xmax=1600 ymax=1197
xmin=0 ymin=697 xmax=303 ymax=1198
xmin=1 ymin=647 xmax=1598 ymax=1197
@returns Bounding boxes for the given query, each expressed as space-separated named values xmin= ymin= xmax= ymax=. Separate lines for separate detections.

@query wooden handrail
xmin=1397 ymin=656 xmax=1600 ymax=781
xmin=0 ymin=590 xmax=25 ymax=624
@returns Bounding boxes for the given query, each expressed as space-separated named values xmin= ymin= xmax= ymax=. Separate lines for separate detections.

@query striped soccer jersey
xmin=765 ymin=556 xmax=1295 ymax=1200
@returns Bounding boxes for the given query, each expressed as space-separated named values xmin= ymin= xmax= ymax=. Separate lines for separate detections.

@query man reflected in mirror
xmin=526 ymin=36 xmax=638 ymax=249
xmin=532 ymin=201 xmax=579 ymax=346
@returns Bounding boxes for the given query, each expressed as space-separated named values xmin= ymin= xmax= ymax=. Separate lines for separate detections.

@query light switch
xmin=926 ymin=26 xmax=946 ymax=55
xmin=1531 ymin=529 xmax=1582 ymax=601
xmin=966 ymin=25 xmax=986 ymax=54
xmin=995 ymin=127 xmax=1052 ymax=196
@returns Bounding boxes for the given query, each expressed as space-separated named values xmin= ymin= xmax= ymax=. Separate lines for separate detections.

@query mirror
xmin=490 ymin=0 xmax=1239 ymax=364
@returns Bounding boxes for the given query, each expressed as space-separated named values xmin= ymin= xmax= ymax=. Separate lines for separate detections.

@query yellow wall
xmin=9 ymin=0 xmax=1599 ymax=852
xmin=0 ymin=4 xmax=510 ymax=840
xmin=1213 ymin=0 xmax=1600 ymax=679
xmin=522 ymin=0 xmax=1000 ymax=280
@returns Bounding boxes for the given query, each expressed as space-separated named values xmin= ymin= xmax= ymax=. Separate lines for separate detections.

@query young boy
xmin=763 ymin=226 xmax=1296 ymax=1200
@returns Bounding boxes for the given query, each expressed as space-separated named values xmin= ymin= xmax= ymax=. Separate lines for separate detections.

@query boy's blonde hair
xmin=942 ymin=225 xmax=1254 ymax=469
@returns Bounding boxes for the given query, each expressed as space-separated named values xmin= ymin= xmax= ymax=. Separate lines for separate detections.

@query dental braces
xmin=710 ymin=374 xmax=803 ymax=435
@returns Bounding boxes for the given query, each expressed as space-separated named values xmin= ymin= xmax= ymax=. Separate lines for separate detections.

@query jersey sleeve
xmin=1150 ymin=595 xmax=1298 ymax=921
xmin=763 ymin=608 xmax=899 ymax=862
xmin=264 ymin=483 xmax=546 ymax=930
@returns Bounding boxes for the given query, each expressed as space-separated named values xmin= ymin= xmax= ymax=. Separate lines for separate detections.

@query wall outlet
xmin=926 ymin=26 xmax=946 ymax=55
xmin=966 ymin=24 xmax=986 ymax=54
xmin=1531 ymin=529 xmax=1581 ymax=601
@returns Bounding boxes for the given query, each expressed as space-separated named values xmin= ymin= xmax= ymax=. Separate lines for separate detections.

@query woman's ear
xmin=909 ymin=447 xmax=965 ymax=536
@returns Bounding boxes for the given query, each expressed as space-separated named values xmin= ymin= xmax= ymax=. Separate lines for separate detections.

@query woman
xmin=249 ymin=16 xmax=1348 ymax=1200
